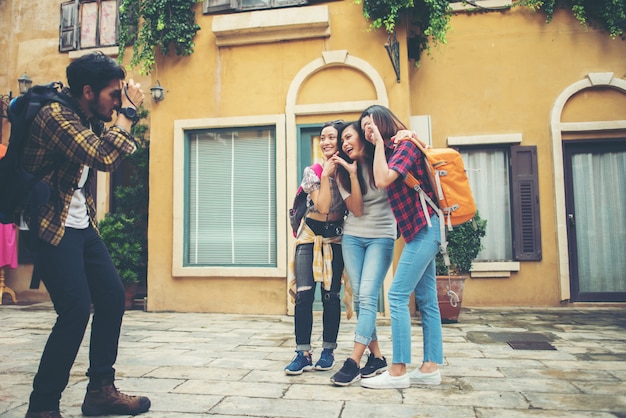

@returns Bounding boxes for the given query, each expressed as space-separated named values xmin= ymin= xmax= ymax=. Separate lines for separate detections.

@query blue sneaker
xmin=360 ymin=352 xmax=388 ymax=378
xmin=314 ymin=348 xmax=335 ymax=371
xmin=284 ymin=351 xmax=313 ymax=375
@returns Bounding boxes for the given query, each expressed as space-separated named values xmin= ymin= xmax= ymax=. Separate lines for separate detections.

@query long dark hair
xmin=360 ymin=105 xmax=407 ymax=144
xmin=335 ymin=121 xmax=376 ymax=195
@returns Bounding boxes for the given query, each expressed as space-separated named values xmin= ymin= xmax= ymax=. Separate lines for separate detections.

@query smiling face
xmin=341 ymin=124 xmax=366 ymax=162
xmin=319 ymin=125 xmax=339 ymax=159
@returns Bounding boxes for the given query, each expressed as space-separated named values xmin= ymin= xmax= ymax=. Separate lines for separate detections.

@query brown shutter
xmin=59 ymin=1 xmax=79 ymax=52
xmin=511 ymin=145 xmax=542 ymax=260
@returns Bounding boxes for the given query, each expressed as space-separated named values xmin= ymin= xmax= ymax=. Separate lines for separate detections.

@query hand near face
xmin=122 ymin=79 xmax=145 ymax=109
xmin=365 ymin=122 xmax=382 ymax=145
xmin=322 ymin=155 xmax=338 ymax=176
xmin=330 ymin=154 xmax=357 ymax=177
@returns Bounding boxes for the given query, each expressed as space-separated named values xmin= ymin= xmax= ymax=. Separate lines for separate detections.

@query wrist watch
xmin=118 ymin=107 xmax=138 ymax=122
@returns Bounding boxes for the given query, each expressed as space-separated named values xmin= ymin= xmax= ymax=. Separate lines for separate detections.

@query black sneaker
xmin=330 ymin=358 xmax=361 ymax=386
xmin=360 ymin=352 xmax=388 ymax=378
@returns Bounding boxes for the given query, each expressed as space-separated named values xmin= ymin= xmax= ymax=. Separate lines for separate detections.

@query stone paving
xmin=1 ymin=302 xmax=626 ymax=417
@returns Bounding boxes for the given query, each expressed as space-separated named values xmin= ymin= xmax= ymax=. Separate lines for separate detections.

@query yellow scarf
xmin=288 ymin=222 xmax=353 ymax=320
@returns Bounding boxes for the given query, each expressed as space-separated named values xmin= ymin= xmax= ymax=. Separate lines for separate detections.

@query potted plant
xmin=435 ymin=212 xmax=487 ymax=323
xmin=99 ymin=213 xmax=144 ymax=308
xmin=99 ymin=109 xmax=149 ymax=309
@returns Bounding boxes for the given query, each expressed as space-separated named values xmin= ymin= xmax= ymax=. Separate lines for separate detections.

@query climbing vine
xmin=118 ymin=0 xmax=202 ymax=75
xmin=517 ymin=0 xmax=625 ymax=39
xmin=359 ymin=0 xmax=626 ymax=63
xmin=359 ymin=0 xmax=452 ymax=62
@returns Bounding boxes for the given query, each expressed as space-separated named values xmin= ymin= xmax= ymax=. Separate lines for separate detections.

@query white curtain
xmin=461 ymin=149 xmax=512 ymax=261
xmin=187 ymin=128 xmax=277 ymax=266
xmin=572 ymin=151 xmax=626 ymax=292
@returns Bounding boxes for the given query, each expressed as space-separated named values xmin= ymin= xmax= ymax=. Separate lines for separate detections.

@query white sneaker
xmin=360 ymin=371 xmax=410 ymax=389
xmin=408 ymin=368 xmax=441 ymax=385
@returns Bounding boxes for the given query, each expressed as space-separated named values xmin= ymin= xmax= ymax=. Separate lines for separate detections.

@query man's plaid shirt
xmin=22 ymin=88 xmax=137 ymax=246
xmin=385 ymin=140 xmax=436 ymax=243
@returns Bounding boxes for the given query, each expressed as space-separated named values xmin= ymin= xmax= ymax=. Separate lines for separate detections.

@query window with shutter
xmin=59 ymin=1 xmax=78 ymax=52
xmin=59 ymin=0 xmax=119 ymax=52
xmin=511 ymin=145 xmax=542 ymax=260
xmin=459 ymin=144 xmax=541 ymax=263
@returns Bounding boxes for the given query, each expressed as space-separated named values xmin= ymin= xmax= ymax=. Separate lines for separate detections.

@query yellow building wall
xmin=409 ymin=6 xmax=626 ymax=306
xmin=2 ymin=1 xmax=625 ymax=311
xmin=146 ymin=0 xmax=408 ymax=313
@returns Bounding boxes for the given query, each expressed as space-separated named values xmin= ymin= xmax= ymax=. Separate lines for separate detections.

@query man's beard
xmin=89 ymin=98 xmax=113 ymax=122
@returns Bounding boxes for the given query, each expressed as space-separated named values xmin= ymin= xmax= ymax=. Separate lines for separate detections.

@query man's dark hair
xmin=66 ymin=51 xmax=126 ymax=98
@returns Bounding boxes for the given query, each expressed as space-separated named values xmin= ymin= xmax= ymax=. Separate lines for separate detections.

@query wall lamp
xmin=385 ymin=31 xmax=401 ymax=84
xmin=1 ymin=71 xmax=33 ymax=119
xmin=150 ymin=80 xmax=165 ymax=102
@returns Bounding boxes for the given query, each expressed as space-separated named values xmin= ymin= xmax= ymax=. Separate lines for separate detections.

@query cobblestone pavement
xmin=1 ymin=302 xmax=625 ymax=417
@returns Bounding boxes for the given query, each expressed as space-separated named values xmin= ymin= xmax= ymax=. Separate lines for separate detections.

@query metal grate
xmin=507 ymin=340 xmax=556 ymax=350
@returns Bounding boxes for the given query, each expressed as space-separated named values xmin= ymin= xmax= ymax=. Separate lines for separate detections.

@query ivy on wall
xmin=359 ymin=0 xmax=626 ymax=63
xmin=118 ymin=0 xmax=201 ymax=75
xmin=518 ymin=0 xmax=625 ymax=40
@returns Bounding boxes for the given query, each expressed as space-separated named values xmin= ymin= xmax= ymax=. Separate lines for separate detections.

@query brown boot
xmin=81 ymin=381 xmax=150 ymax=416
xmin=25 ymin=411 xmax=63 ymax=418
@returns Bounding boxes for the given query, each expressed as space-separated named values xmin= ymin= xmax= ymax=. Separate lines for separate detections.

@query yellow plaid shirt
xmin=21 ymin=89 xmax=137 ymax=246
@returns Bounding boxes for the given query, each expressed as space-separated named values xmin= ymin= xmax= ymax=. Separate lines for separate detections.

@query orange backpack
xmin=400 ymin=137 xmax=477 ymax=267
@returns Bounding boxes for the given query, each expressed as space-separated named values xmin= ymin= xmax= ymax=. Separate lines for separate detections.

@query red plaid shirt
xmin=385 ymin=140 xmax=436 ymax=242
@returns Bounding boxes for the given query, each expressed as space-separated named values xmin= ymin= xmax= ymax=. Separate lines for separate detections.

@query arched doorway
xmin=284 ymin=50 xmax=389 ymax=314
xmin=551 ymin=72 xmax=626 ymax=302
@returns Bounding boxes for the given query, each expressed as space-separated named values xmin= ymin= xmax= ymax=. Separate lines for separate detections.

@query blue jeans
xmin=388 ymin=216 xmax=443 ymax=365
xmin=341 ymin=234 xmax=394 ymax=346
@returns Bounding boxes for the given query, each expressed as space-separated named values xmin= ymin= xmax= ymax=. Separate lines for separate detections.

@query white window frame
xmin=449 ymin=0 xmax=512 ymax=12
xmin=448 ymin=133 xmax=522 ymax=278
xmin=173 ymin=115 xmax=287 ymax=277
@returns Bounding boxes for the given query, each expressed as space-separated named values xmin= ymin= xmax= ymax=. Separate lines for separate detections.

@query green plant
xmin=436 ymin=212 xmax=487 ymax=275
xmin=359 ymin=0 xmax=452 ymax=62
xmin=99 ymin=108 xmax=150 ymax=286
xmin=118 ymin=0 xmax=202 ymax=74
xmin=360 ymin=0 xmax=625 ymax=64
xmin=517 ymin=0 xmax=626 ymax=40
xmin=99 ymin=213 xmax=144 ymax=285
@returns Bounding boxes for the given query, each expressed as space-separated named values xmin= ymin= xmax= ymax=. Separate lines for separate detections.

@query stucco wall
xmin=2 ymin=1 xmax=624 ymax=311
xmin=409 ymin=6 xmax=626 ymax=306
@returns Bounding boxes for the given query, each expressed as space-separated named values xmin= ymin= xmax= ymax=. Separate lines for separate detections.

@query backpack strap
xmin=311 ymin=162 xmax=323 ymax=179
xmin=399 ymin=138 xmax=451 ymax=268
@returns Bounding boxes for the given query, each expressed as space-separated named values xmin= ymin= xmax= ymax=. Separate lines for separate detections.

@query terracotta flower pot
xmin=436 ymin=275 xmax=467 ymax=323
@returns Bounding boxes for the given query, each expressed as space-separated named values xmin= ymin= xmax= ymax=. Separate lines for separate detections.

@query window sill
xmin=68 ymin=46 xmax=118 ymax=60
xmin=450 ymin=0 xmax=512 ymax=12
xmin=470 ymin=261 xmax=520 ymax=278
xmin=212 ymin=5 xmax=330 ymax=47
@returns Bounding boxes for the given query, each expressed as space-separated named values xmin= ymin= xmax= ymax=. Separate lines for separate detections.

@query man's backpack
xmin=0 ymin=82 xmax=77 ymax=226
xmin=289 ymin=163 xmax=323 ymax=237
xmin=400 ymin=136 xmax=477 ymax=267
